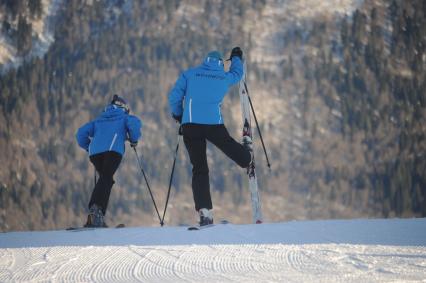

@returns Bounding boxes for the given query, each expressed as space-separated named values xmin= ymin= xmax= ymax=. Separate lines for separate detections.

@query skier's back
xmin=168 ymin=47 xmax=251 ymax=226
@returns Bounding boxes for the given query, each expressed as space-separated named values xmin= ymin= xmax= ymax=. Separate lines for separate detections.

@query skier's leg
xmin=89 ymin=151 xmax=122 ymax=215
xmin=89 ymin=153 xmax=104 ymax=210
xmin=182 ymin=124 xmax=212 ymax=211
xmin=207 ymin=125 xmax=251 ymax=168
xmin=98 ymin=151 xmax=122 ymax=215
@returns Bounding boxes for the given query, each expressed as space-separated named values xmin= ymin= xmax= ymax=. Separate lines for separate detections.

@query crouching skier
xmin=168 ymin=47 xmax=252 ymax=226
xmin=76 ymin=94 xmax=141 ymax=227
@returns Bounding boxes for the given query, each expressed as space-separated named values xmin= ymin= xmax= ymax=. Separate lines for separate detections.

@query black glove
xmin=172 ymin=114 xmax=182 ymax=124
xmin=130 ymin=141 xmax=138 ymax=148
xmin=229 ymin=47 xmax=243 ymax=60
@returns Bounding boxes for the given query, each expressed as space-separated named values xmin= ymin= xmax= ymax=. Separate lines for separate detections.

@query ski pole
xmin=133 ymin=147 xmax=162 ymax=225
xmin=243 ymin=81 xmax=271 ymax=169
xmin=160 ymin=126 xmax=182 ymax=226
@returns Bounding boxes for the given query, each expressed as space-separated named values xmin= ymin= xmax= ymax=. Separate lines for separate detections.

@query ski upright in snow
xmin=239 ymin=62 xmax=263 ymax=224
xmin=66 ymin=223 xmax=125 ymax=231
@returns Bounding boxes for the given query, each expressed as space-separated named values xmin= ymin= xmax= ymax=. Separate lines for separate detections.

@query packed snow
xmin=1 ymin=218 xmax=425 ymax=282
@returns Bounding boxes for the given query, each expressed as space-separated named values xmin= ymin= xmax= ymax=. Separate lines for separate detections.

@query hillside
xmin=0 ymin=0 xmax=62 ymax=70
xmin=1 ymin=218 xmax=426 ymax=282
xmin=0 ymin=0 xmax=425 ymax=232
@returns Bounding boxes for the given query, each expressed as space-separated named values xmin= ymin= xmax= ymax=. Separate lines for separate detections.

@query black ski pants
xmin=89 ymin=151 xmax=122 ymax=215
xmin=182 ymin=123 xmax=251 ymax=211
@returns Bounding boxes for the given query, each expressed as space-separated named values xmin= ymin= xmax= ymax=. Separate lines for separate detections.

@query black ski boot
xmin=84 ymin=204 xmax=108 ymax=228
xmin=199 ymin=208 xmax=213 ymax=226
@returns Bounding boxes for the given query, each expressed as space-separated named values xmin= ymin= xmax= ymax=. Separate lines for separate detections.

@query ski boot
xmin=199 ymin=208 xmax=213 ymax=226
xmin=84 ymin=204 xmax=107 ymax=228
xmin=242 ymin=135 xmax=253 ymax=152
xmin=242 ymin=135 xmax=254 ymax=166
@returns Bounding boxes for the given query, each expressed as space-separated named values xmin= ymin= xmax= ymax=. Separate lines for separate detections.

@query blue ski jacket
xmin=168 ymin=56 xmax=243 ymax=125
xmin=76 ymin=105 xmax=142 ymax=156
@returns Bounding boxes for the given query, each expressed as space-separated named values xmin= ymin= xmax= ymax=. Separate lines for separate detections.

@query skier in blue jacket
xmin=168 ymin=47 xmax=252 ymax=226
xmin=76 ymin=95 xmax=142 ymax=227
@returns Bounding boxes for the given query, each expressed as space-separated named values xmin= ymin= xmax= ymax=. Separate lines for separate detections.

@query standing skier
xmin=168 ymin=47 xmax=252 ymax=226
xmin=76 ymin=95 xmax=142 ymax=227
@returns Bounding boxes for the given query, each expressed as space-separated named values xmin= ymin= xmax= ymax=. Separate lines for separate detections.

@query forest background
xmin=0 ymin=0 xmax=424 ymax=231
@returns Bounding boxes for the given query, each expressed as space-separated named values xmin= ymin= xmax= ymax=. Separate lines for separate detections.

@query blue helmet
xmin=206 ymin=51 xmax=223 ymax=61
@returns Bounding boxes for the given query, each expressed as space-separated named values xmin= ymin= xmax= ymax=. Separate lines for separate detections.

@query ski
xmin=187 ymin=220 xmax=230 ymax=231
xmin=66 ymin=223 xmax=125 ymax=231
xmin=239 ymin=62 xmax=263 ymax=224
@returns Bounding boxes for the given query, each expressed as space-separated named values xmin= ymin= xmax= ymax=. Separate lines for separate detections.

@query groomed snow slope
xmin=1 ymin=218 xmax=425 ymax=282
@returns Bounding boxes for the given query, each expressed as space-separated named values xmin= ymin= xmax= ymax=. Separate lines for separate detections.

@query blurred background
xmin=0 ymin=0 xmax=425 ymax=232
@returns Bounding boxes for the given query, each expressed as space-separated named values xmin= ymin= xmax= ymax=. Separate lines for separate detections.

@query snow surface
xmin=1 ymin=218 xmax=425 ymax=282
